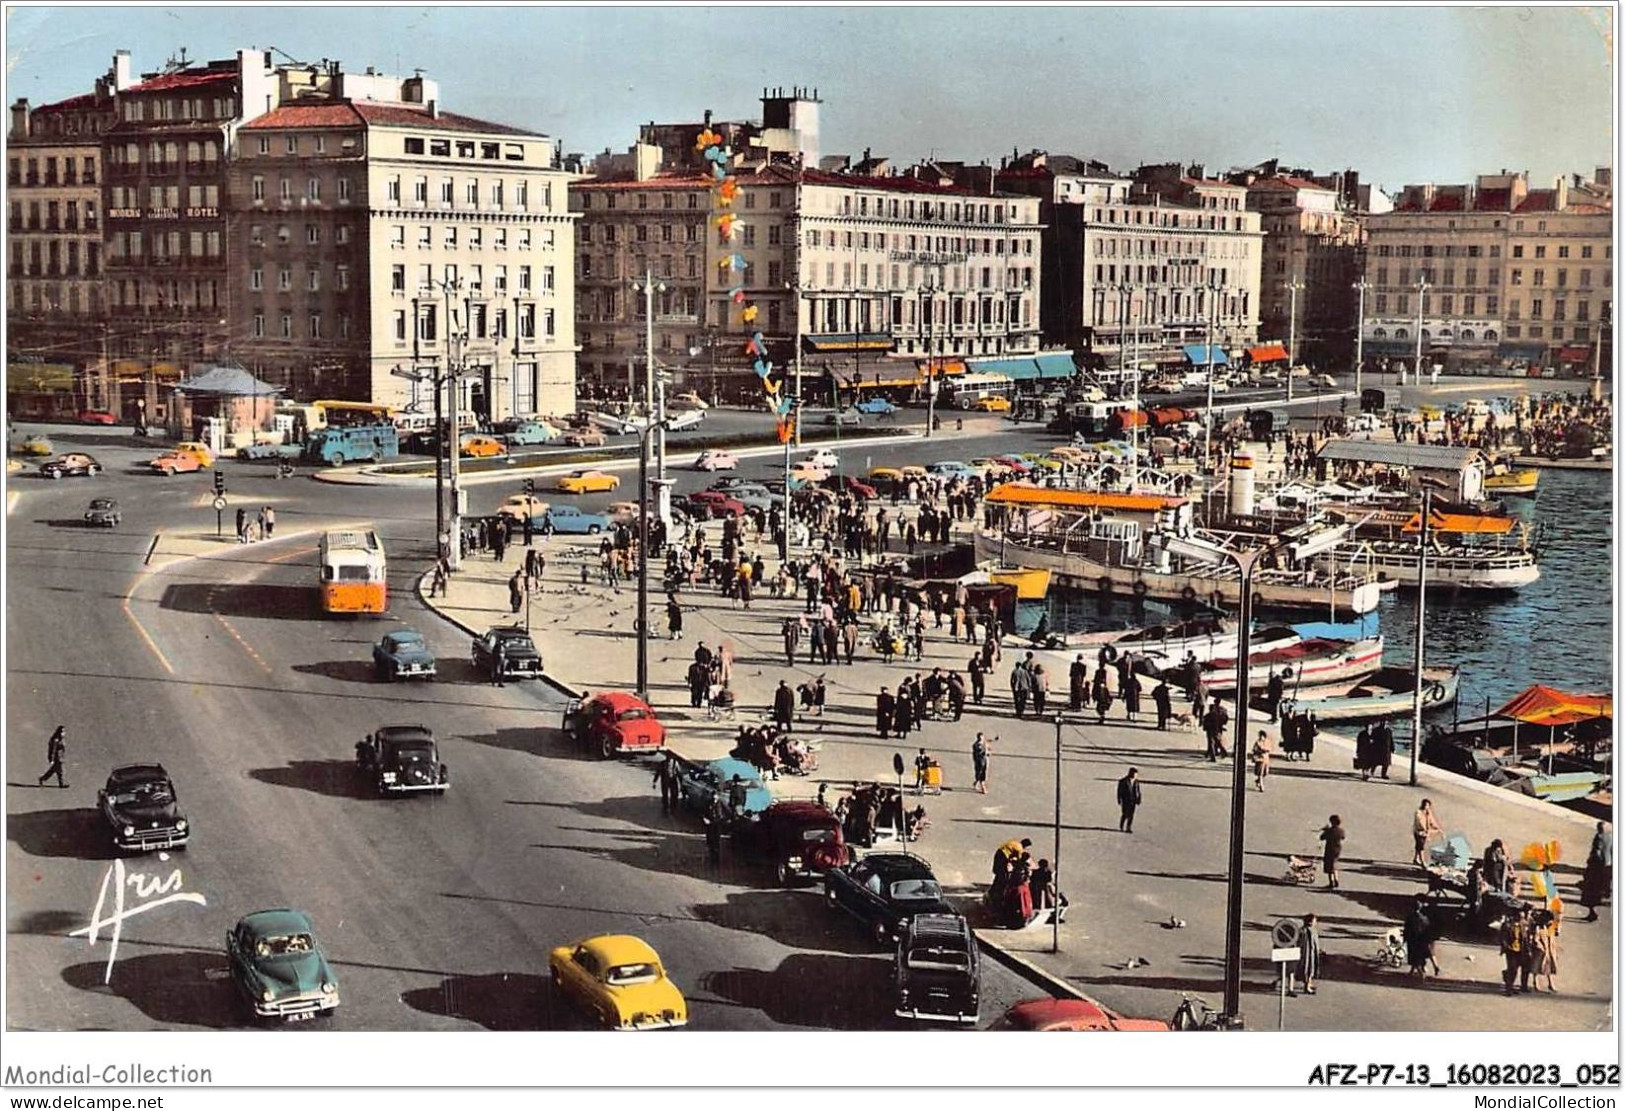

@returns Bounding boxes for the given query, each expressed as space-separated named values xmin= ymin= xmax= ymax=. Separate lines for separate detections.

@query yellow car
xmin=549 ymin=935 xmax=687 ymax=1030
xmin=1049 ymin=446 xmax=1089 ymax=464
xmin=1029 ymin=457 xmax=1063 ymax=472
xmin=900 ymin=465 xmax=929 ymax=481
xmin=171 ymin=441 xmax=215 ymax=468
xmin=16 ymin=433 xmax=54 ymax=457
xmin=555 ymin=469 xmax=620 ymax=494
xmin=460 ymin=434 xmax=507 ymax=458
xmin=972 ymin=396 xmax=1012 ymax=413
xmin=868 ymin=466 xmax=904 ymax=484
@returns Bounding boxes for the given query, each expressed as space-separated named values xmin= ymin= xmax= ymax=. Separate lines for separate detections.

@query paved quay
xmin=418 ymin=521 xmax=1611 ymax=1032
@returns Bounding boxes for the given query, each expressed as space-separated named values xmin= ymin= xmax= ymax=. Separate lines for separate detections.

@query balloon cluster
xmin=696 ymin=128 xmax=794 ymax=440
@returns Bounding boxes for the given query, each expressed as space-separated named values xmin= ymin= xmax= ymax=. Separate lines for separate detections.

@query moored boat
xmin=1202 ymin=636 xmax=1385 ymax=694
xmin=1280 ymin=665 xmax=1459 ymax=723
xmin=985 ymin=566 xmax=1052 ymax=600
xmin=1484 ymin=464 xmax=1540 ymax=496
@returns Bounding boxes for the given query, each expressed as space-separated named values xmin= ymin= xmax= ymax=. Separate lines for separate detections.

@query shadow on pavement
xmin=62 ymin=951 xmax=241 ymax=1029
xmin=33 ymin=518 xmax=102 ymax=530
xmin=292 ymin=660 xmax=379 ymax=685
xmin=399 ymin=972 xmax=584 ymax=1030
xmin=6 ymin=808 xmax=113 ymax=860
xmin=531 ymin=828 xmax=724 ymax=886
xmin=159 ymin=582 xmax=314 ymax=621
xmin=699 ymin=951 xmax=896 ymax=1029
xmin=461 ymin=725 xmax=590 ymax=761
xmin=691 ymin=889 xmax=860 ymax=952
xmin=12 ymin=909 xmax=87 ymax=935
xmin=248 ymin=760 xmax=370 ymax=800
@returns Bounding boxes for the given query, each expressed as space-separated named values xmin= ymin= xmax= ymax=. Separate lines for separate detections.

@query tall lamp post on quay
xmin=634 ymin=414 xmax=674 ymax=700
xmin=1412 ymin=276 xmax=1432 ymax=390
xmin=1352 ymin=276 xmax=1372 ymax=401
xmin=1157 ymin=526 xmax=1345 ymax=1027
xmin=919 ymin=279 xmax=942 ymax=440
xmin=1283 ymin=279 xmax=1305 ymax=403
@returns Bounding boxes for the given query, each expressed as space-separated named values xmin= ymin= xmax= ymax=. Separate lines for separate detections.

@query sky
xmin=2 ymin=4 xmax=1614 ymax=191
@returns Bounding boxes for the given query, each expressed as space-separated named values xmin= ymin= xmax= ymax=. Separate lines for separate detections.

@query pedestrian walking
xmin=666 ymin=596 xmax=684 ymax=640
xmin=493 ymin=640 xmax=509 ymax=687
xmin=429 ymin=556 xmax=449 ymax=598
xmin=652 ymin=753 xmax=679 ymax=811
xmin=1031 ymin=663 xmax=1049 ymax=716
xmin=1123 ymin=671 xmax=1141 ymax=723
xmin=687 ymin=658 xmax=709 ymax=708
xmin=1373 ymin=721 xmax=1395 ymax=779
xmin=262 ymin=505 xmax=275 ymax=538
xmin=1069 ymin=654 xmax=1088 ymax=712
xmin=972 ymin=732 xmax=992 ymax=794
xmin=1500 ymin=905 xmax=1532 ymax=994
xmin=235 ymin=506 xmax=249 ymax=544
xmin=523 ymin=514 xmax=535 ymax=547
xmin=1266 ymin=669 xmax=1285 ymax=722
xmin=1010 ymin=660 xmax=1031 ymax=718
xmin=703 ymin=796 xmax=726 ymax=864
xmin=1403 ymin=898 xmax=1439 ymax=980
xmin=1251 ymin=730 xmax=1273 ymax=791
xmin=508 ymin=572 xmax=524 ymax=615
xmin=969 ymin=653 xmax=986 ymax=704
xmin=1290 ymin=913 xmax=1321 ymax=995
xmin=1153 ymin=677 xmax=1172 ymax=731
xmin=773 ymin=679 xmax=795 ymax=732
xmin=1582 ymin=821 xmax=1612 ymax=921
xmin=1412 ymin=799 xmax=1444 ymax=866
xmin=1529 ymin=911 xmax=1559 ymax=992
xmin=842 ymin=619 xmax=858 ymax=665
xmin=1092 ymin=671 xmax=1113 ymax=725
xmin=876 ymin=687 xmax=895 ymax=740
xmin=1319 ymin=815 xmax=1345 ymax=890
xmin=1116 ymin=767 xmax=1141 ymax=833
xmin=37 ymin=725 xmax=66 ymax=788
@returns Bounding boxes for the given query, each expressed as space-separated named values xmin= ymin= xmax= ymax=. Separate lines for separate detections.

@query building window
xmin=308 ymin=178 xmax=320 ymax=201
xmin=253 ymin=313 xmax=265 ymax=337
xmin=338 ymin=177 xmax=351 ymax=202
xmin=393 ymin=310 xmax=407 ymax=341
xmin=414 ymin=177 xmax=428 ymax=203
xmin=309 ymin=314 xmax=322 ymax=339
xmin=280 ymin=313 xmax=292 ymax=338
xmin=338 ymin=313 xmax=350 ymax=339
xmin=252 ymin=175 xmax=265 ymax=201
xmin=388 ymin=177 xmax=401 ymax=203
xmin=257 ymin=136 xmax=270 ymax=155
xmin=308 ymin=270 xmax=321 ymax=292
xmin=440 ymin=178 xmax=453 ymax=204
xmin=1513 ymin=245 xmax=1524 ymax=258
xmin=279 ymin=178 xmax=292 ymax=201
xmin=306 ymin=225 xmax=319 ymax=245
xmin=278 ymin=268 xmax=292 ymax=292
xmin=337 ymin=265 xmax=349 ymax=291
xmin=250 ymin=269 xmax=264 ymax=291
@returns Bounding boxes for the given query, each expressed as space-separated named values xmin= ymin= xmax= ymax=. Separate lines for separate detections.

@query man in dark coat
xmin=687 ymin=659 xmax=709 ymax=708
xmin=1122 ymin=672 xmax=1142 ymax=723
xmin=1355 ymin=725 xmax=1374 ymax=779
xmin=1069 ymin=654 xmax=1088 ymax=712
xmin=1266 ymin=669 xmax=1286 ymax=722
xmin=1374 ymin=721 xmax=1395 ymax=779
xmin=876 ymin=687 xmax=895 ymax=739
xmin=969 ymin=653 xmax=987 ymax=704
xmin=1153 ymin=678 xmax=1173 ymax=731
xmin=1117 ymin=767 xmax=1142 ymax=833
xmin=772 ymin=679 xmax=796 ymax=731
xmin=37 ymin=725 xmax=66 ymax=788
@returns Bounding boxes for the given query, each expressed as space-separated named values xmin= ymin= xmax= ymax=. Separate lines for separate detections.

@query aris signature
xmin=69 ymin=855 xmax=207 ymax=983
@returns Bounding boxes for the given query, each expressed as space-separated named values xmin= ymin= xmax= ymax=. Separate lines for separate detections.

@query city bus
xmin=314 ymin=400 xmax=395 ymax=428
xmin=304 ymin=423 xmax=400 ymax=466
xmin=319 ymin=529 xmax=387 ymax=614
xmin=944 ymin=373 xmax=1016 ymax=410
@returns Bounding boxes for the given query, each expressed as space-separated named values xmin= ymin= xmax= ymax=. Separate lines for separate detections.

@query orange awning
xmin=985 ymin=482 xmax=1185 ymax=512
xmin=1401 ymin=511 xmax=1515 ymax=535
xmin=1492 ymin=685 xmax=1612 ymax=727
xmin=1248 ymin=343 xmax=1289 ymax=363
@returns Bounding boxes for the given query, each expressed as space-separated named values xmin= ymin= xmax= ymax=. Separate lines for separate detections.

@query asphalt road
xmin=5 ymin=427 xmax=1042 ymax=1031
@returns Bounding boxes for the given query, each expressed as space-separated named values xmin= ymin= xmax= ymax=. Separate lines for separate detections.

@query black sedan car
xmin=84 ymin=497 xmax=121 ymax=528
xmin=98 ymin=764 xmax=189 ymax=852
xmin=470 ymin=626 xmax=543 ymax=682
xmin=372 ymin=628 xmax=437 ymax=681
xmin=40 ymin=452 xmax=102 ymax=479
xmin=356 ymin=725 xmax=449 ymax=796
xmin=824 ymin=852 xmax=956 ymax=945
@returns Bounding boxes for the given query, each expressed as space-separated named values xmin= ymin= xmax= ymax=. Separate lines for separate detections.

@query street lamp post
xmin=1413 ymin=277 xmax=1432 ymax=391
xmin=1408 ymin=482 xmax=1438 ymax=786
xmin=1352 ymin=277 xmax=1371 ymax=401
xmin=1052 ymin=712 xmax=1064 ymax=955
xmin=920 ymin=280 xmax=940 ymax=440
xmin=635 ymin=415 xmax=673 ymax=700
xmin=1204 ymin=284 xmax=1219 ymax=473
xmin=1284 ymin=280 xmax=1305 ymax=403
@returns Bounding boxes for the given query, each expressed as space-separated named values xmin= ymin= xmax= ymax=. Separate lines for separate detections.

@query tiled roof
xmin=1182 ymin=176 xmax=1243 ymax=189
xmin=128 ymin=69 xmax=235 ymax=93
xmin=37 ymin=92 xmax=100 ymax=113
xmin=1472 ymin=187 xmax=1512 ymax=211
xmin=352 ymin=101 xmax=540 ymax=137
xmin=1566 ymin=202 xmax=1612 ymax=214
xmin=1514 ymin=190 xmax=1557 ymax=213
xmin=800 ymin=166 xmax=989 ymax=196
xmin=573 ymin=173 xmax=712 ymax=190
xmin=242 ymin=102 xmax=366 ymax=130
xmin=241 ymin=99 xmax=541 ymax=138
xmin=1428 ymin=194 xmax=1464 ymax=211
xmin=1250 ymin=175 xmax=1333 ymax=192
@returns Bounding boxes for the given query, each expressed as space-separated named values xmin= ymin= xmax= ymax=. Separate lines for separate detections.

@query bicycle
xmin=1170 ymin=993 xmax=1223 ymax=1031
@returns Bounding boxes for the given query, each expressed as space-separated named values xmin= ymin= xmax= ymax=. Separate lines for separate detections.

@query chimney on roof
xmin=112 ymin=49 xmax=133 ymax=92
xmin=703 ymin=108 xmax=712 ymax=127
xmin=1596 ymin=166 xmax=1611 ymax=188
xmin=428 ymin=98 xmax=438 ymax=119
xmin=10 ymin=99 xmax=30 ymax=140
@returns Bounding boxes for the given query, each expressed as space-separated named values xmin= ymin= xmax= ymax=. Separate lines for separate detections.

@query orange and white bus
xmin=319 ymin=529 xmax=387 ymax=614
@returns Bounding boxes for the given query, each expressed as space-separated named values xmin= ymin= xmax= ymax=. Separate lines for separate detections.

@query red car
xmin=686 ymin=490 xmax=745 ymax=519
xmin=562 ymin=691 xmax=667 ymax=759
xmin=76 ymin=410 xmax=118 ymax=425
xmin=993 ymin=997 xmax=1171 ymax=1031
xmin=835 ymin=475 xmax=878 ymax=499
xmin=992 ymin=455 xmax=1032 ymax=474
xmin=734 ymin=800 xmax=850 ymax=886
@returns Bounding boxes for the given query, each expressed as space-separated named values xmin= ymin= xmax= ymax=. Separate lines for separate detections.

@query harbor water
xmin=1026 ymin=467 xmax=1614 ymax=732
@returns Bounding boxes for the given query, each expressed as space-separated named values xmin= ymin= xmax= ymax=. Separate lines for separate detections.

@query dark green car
xmin=225 ymin=909 xmax=340 ymax=1021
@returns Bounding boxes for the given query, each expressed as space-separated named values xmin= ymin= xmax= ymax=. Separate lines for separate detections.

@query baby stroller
xmin=1373 ymin=927 xmax=1406 ymax=969
xmin=1284 ymin=855 xmax=1318 ymax=885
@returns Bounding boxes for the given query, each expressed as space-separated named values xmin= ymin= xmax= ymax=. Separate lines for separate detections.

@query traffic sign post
xmin=213 ymin=494 xmax=228 ymax=538
xmin=1271 ymin=919 xmax=1302 ymax=1031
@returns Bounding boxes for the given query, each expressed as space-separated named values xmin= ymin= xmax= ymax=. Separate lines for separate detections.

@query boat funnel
xmin=1229 ymin=449 xmax=1256 ymax=516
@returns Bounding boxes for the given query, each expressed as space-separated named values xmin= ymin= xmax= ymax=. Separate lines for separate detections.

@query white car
xmin=667 ymin=392 xmax=711 ymax=412
xmin=1144 ymin=379 xmax=1183 ymax=394
xmin=803 ymin=448 xmax=839 ymax=469
xmin=1288 ymin=364 xmax=1312 ymax=379
xmin=1310 ymin=373 xmax=1339 ymax=389
xmin=1462 ymin=398 xmax=1492 ymax=417
xmin=1348 ymin=413 xmax=1384 ymax=435
xmin=694 ymin=450 xmax=739 ymax=472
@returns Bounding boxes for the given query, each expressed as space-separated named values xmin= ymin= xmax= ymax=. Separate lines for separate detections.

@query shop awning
xmin=1182 ymin=344 xmax=1228 ymax=366
xmin=6 ymin=362 xmax=75 ymax=391
xmin=1247 ymin=343 xmax=1290 ymax=363
xmin=1033 ymin=352 xmax=1079 ymax=379
xmin=1557 ymin=345 xmax=1594 ymax=363
xmin=985 ymin=482 xmax=1186 ymax=512
xmin=802 ymin=332 xmax=895 ymax=354
xmin=970 ymin=357 xmax=1041 ymax=380
xmin=1490 ymin=685 xmax=1612 ymax=727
